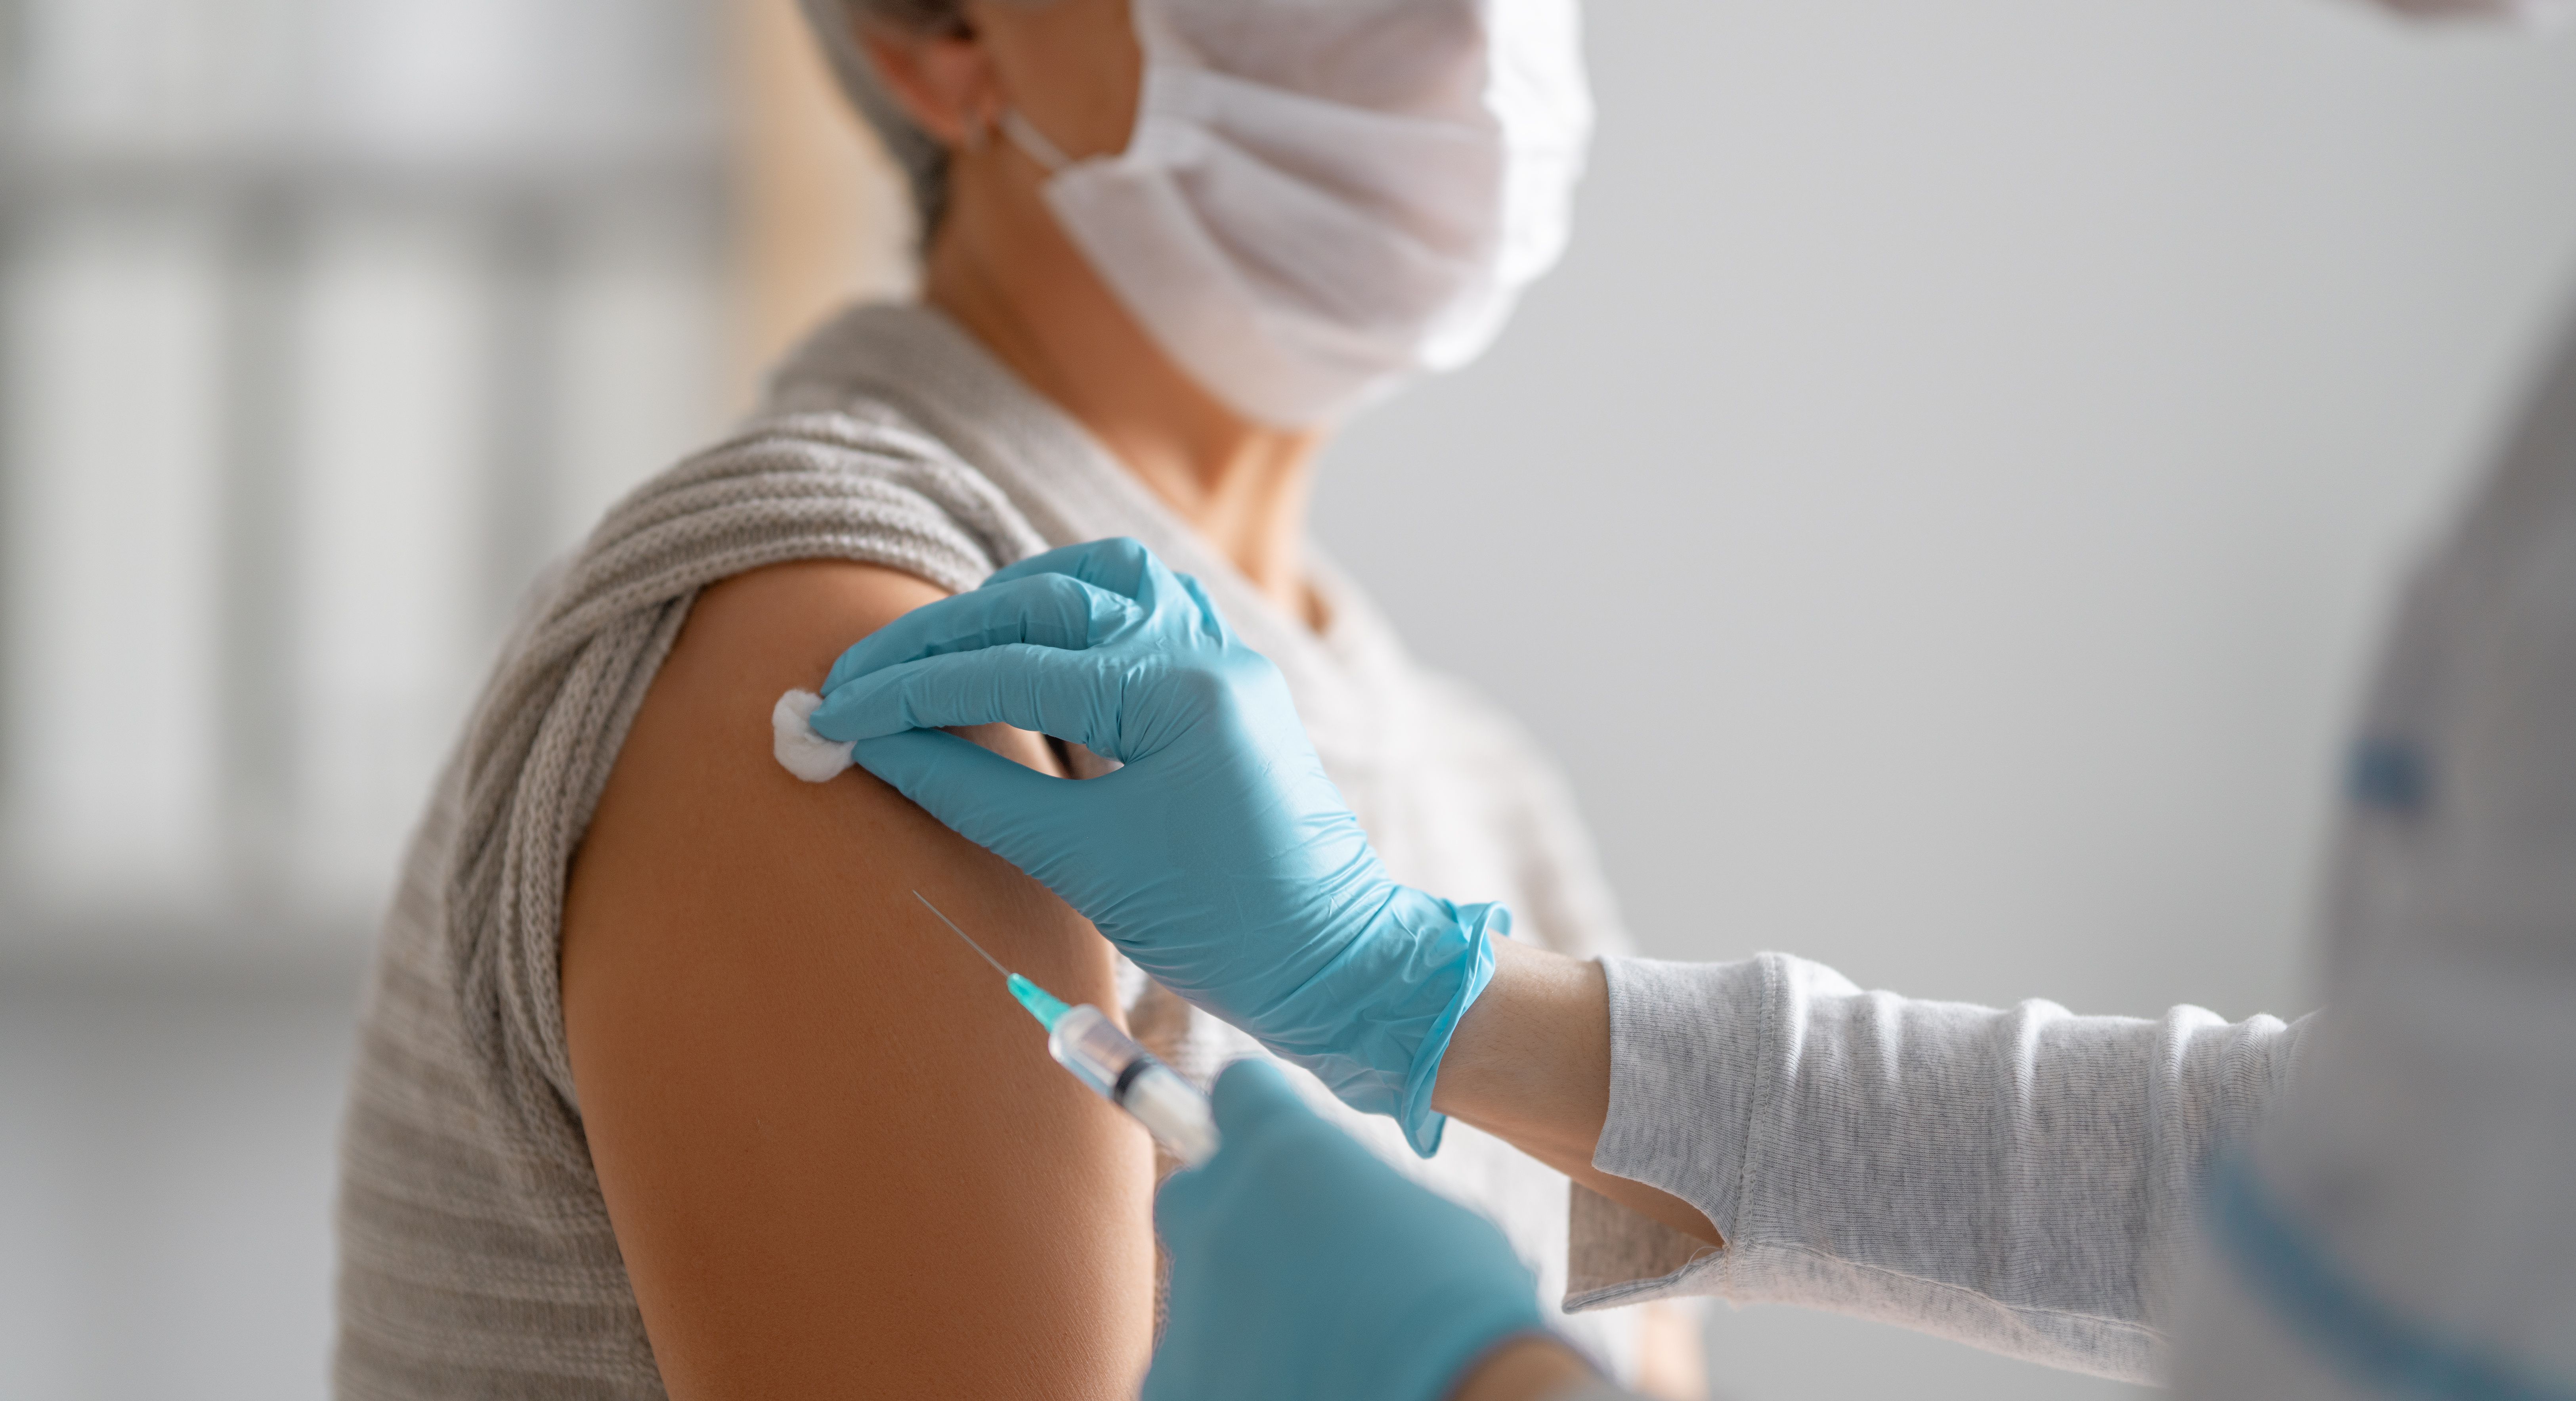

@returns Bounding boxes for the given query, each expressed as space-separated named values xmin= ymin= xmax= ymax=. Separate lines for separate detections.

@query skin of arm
xmin=1436 ymin=939 xmax=1724 ymax=1249
xmin=561 ymin=561 xmax=1156 ymax=1399
xmin=1450 ymin=1336 xmax=1604 ymax=1401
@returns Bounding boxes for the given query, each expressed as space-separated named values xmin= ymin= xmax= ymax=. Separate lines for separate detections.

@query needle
xmin=904 ymin=893 xmax=1215 ymax=1164
xmin=915 ymin=890 xmax=1011 ymax=980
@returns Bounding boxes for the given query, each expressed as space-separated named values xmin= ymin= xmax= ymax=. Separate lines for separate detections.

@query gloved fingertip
xmin=803 ymin=679 xmax=877 ymax=743
xmin=1209 ymin=1058 xmax=1310 ymax=1135
xmin=772 ymin=689 xmax=856 ymax=783
xmin=1097 ymin=536 xmax=1154 ymax=571
xmin=1078 ymin=538 xmax=1156 ymax=602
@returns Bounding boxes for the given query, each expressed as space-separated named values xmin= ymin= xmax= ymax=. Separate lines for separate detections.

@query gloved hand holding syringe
xmin=908 ymin=890 xmax=1217 ymax=1167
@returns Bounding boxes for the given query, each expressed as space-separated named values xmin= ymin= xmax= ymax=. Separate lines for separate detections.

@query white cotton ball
xmin=772 ymin=689 xmax=856 ymax=783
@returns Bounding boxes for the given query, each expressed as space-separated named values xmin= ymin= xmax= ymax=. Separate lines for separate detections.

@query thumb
xmin=1206 ymin=1058 xmax=1315 ymax=1139
xmin=1153 ymin=1061 xmax=1312 ymax=1240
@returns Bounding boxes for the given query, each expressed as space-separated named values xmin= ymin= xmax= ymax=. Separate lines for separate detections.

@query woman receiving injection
xmin=330 ymin=1 xmax=1703 ymax=1395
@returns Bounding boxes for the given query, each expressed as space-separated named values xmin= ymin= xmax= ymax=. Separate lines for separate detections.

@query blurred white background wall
xmin=0 ymin=0 xmax=730 ymax=926
xmin=0 ymin=0 xmax=740 ymax=1395
xmin=0 ymin=0 xmax=2570 ymax=1397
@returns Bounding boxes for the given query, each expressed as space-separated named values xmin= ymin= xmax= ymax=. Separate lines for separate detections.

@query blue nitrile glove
xmin=1145 ymin=1061 xmax=1563 ymax=1401
xmin=807 ymin=538 xmax=1500 ymax=1154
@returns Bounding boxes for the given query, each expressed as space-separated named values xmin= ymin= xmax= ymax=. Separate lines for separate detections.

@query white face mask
xmin=1002 ymin=0 xmax=1593 ymax=428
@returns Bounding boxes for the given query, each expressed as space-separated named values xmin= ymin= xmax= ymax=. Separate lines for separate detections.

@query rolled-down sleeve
xmin=1564 ymin=953 xmax=2308 ymax=1383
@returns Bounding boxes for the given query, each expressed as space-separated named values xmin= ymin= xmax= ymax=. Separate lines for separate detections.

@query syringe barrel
xmin=1117 ymin=1061 xmax=1220 ymax=1166
xmin=1047 ymin=1004 xmax=1219 ymax=1166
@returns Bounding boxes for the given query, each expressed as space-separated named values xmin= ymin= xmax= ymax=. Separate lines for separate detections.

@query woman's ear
xmin=860 ymin=21 xmax=1001 ymax=150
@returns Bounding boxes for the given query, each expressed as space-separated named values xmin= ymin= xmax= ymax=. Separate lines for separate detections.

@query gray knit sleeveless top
xmin=331 ymin=304 xmax=1640 ymax=1397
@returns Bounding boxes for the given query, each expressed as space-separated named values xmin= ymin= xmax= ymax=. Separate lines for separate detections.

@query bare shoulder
xmin=562 ymin=559 xmax=1156 ymax=1399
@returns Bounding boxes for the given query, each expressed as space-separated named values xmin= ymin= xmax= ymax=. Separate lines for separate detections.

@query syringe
xmin=913 ymin=892 xmax=1219 ymax=1166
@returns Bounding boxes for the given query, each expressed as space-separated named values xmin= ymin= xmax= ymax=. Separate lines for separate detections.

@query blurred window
xmin=0 ymin=0 xmax=733 ymax=932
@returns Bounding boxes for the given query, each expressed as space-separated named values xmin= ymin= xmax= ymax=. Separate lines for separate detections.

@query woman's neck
xmin=921 ymin=181 xmax=1326 ymax=626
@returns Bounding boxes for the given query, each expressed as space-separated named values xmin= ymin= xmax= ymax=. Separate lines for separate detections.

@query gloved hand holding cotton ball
xmin=774 ymin=538 xmax=1502 ymax=1156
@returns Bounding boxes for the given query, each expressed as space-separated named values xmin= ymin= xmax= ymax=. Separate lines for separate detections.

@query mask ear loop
xmin=998 ymin=107 xmax=1074 ymax=174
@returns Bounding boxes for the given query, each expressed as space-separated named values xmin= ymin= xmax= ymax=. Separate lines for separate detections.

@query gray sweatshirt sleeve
xmin=1565 ymin=952 xmax=2308 ymax=1383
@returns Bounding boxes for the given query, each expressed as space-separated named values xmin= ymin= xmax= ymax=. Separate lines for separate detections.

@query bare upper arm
xmin=562 ymin=560 xmax=1155 ymax=1399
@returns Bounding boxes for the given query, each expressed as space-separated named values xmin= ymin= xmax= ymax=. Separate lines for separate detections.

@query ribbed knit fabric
xmin=331 ymin=303 xmax=1647 ymax=1398
xmin=331 ymin=410 xmax=1040 ymax=1398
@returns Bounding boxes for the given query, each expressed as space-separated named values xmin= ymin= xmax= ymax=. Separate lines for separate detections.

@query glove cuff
xmin=1391 ymin=900 xmax=1502 ymax=1157
xmin=1265 ymin=890 xmax=1507 ymax=1157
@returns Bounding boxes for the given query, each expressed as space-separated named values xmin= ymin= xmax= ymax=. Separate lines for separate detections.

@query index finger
xmin=822 ymin=572 xmax=1141 ymax=693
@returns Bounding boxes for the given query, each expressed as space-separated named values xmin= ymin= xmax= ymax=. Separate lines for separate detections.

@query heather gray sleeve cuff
xmin=1596 ymin=953 xmax=1779 ymax=1234
xmin=1563 ymin=954 xmax=1777 ymax=1310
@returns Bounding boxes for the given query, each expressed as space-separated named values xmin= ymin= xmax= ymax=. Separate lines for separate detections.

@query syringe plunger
xmin=1047 ymin=1003 xmax=1219 ymax=1166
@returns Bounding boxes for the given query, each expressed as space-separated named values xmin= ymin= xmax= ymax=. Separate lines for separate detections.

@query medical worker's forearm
xmin=1586 ymin=953 xmax=2312 ymax=1379
xmin=1444 ymin=942 xmax=2309 ymax=1381
xmin=1435 ymin=940 xmax=1724 ymax=1246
